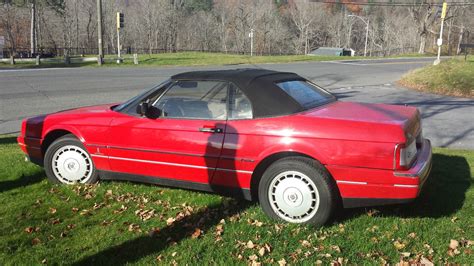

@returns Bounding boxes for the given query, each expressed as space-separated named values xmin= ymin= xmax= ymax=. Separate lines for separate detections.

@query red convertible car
xmin=18 ymin=69 xmax=432 ymax=225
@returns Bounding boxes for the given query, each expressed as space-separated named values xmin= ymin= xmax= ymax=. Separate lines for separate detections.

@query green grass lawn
xmin=0 ymin=135 xmax=472 ymax=265
xmin=1 ymin=51 xmax=434 ymax=69
xmin=399 ymin=57 xmax=474 ymax=97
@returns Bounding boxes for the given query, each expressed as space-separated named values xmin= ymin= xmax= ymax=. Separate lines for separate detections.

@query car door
xmin=107 ymin=80 xmax=228 ymax=184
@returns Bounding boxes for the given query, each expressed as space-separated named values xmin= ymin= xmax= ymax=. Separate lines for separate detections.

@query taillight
xmin=394 ymin=140 xmax=417 ymax=170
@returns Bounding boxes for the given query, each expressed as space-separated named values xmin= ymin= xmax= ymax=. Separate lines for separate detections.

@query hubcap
xmin=268 ymin=171 xmax=320 ymax=223
xmin=52 ymin=145 xmax=93 ymax=184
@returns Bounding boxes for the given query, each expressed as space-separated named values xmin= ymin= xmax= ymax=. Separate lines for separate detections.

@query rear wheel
xmin=44 ymin=134 xmax=98 ymax=184
xmin=258 ymin=157 xmax=337 ymax=226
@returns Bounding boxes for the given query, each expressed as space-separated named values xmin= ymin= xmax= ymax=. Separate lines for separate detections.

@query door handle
xmin=199 ymin=127 xmax=223 ymax=133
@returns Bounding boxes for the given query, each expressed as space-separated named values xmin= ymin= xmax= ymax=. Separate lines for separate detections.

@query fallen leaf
xmin=24 ymin=227 xmax=39 ymax=233
xmin=408 ymin=232 xmax=416 ymax=238
xmin=419 ymin=256 xmax=434 ymax=266
xmin=32 ymin=237 xmax=41 ymax=245
xmin=51 ymin=219 xmax=61 ymax=225
xmin=247 ymin=240 xmax=255 ymax=249
xmin=393 ymin=240 xmax=406 ymax=250
xmin=67 ymin=224 xmax=76 ymax=229
xmin=278 ymin=258 xmax=287 ymax=265
xmin=191 ymin=228 xmax=201 ymax=239
xmin=71 ymin=207 xmax=79 ymax=212
xmin=367 ymin=209 xmax=379 ymax=217
xmin=113 ymin=205 xmax=128 ymax=214
xmin=449 ymin=239 xmax=459 ymax=250
xmin=264 ymin=243 xmax=272 ymax=253
xmin=248 ymin=254 xmax=258 ymax=261
xmin=400 ymin=252 xmax=411 ymax=257
xmin=166 ymin=217 xmax=175 ymax=226
xmin=49 ymin=208 xmax=57 ymax=214
xmin=331 ymin=245 xmax=341 ymax=253
xmin=79 ymin=209 xmax=91 ymax=216
xmin=41 ymin=259 xmax=47 ymax=264
xmin=171 ymin=252 xmax=177 ymax=257
xmin=301 ymin=240 xmax=311 ymax=248
xmin=215 ymin=224 xmax=224 ymax=236
xmin=128 ymin=223 xmax=141 ymax=233
xmin=258 ymin=247 xmax=265 ymax=256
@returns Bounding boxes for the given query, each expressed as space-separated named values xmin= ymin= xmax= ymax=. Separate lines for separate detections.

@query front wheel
xmin=258 ymin=157 xmax=338 ymax=226
xmin=44 ymin=134 xmax=99 ymax=184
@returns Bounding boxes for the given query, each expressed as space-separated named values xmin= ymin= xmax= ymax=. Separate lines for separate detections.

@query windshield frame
xmin=112 ymin=79 xmax=172 ymax=114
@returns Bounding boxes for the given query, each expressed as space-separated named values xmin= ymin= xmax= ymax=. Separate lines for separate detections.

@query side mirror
xmin=137 ymin=102 xmax=161 ymax=119
xmin=137 ymin=102 xmax=149 ymax=116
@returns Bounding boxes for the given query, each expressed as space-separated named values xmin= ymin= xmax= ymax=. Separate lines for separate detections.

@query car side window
xmin=229 ymin=84 xmax=252 ymax=120
xmin=153 ymin=80 xmax=228 ymax=120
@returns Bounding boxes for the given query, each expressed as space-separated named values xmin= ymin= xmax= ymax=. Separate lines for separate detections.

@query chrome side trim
xmin=90 ymin=154 xmax=253 ymax=174
xmin=215 ymin=167 xmax=253 ymax=174
xmin=87 ymin=144 xmax=255 ymax=162
xmin=394 ymin=184 xmax=418 ymax=188
xmin=336 ymin=180 xmax=368 ymax=185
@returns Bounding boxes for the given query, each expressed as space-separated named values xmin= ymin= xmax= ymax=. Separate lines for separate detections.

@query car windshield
xmin=113 ymin=79 xmax=171 ymax=112
xmin=276 ymin=80 xmax=335 ymax=110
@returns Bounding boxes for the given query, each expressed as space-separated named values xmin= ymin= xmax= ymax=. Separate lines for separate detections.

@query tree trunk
xmin=456 ymin=25 xmax=464 ymax=55
xmin=418 ymin=34 xmax=426 ymax=54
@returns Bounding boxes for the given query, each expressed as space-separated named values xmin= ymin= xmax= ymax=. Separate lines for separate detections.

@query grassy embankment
xmin=400 ymin=57 xmax=474 ymax=97
xmin=0 ymin=135 xmax=473 ymax=264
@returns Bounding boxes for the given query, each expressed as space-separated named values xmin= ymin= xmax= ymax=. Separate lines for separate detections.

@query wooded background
xmin=1 ymin=0 xmax=473 ymax=57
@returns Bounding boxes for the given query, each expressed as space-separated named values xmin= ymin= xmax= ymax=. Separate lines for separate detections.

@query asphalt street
xmin=1 ymin=57 xmax=473 ymax=149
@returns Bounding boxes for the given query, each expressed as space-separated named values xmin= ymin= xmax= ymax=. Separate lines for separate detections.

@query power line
xmin=309 ymin=1 xmax=474 ymax=6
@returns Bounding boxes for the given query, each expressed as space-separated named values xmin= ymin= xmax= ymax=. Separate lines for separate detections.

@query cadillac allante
xmin=18 ymin=69 xmax=432 ymax=226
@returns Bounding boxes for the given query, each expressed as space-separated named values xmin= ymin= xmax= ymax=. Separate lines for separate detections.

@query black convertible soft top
xmin=171 ymin=69 xmax=306 ymax=118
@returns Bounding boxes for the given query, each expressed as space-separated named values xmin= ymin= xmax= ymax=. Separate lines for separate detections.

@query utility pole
xmin=30 ymin=0 xmax=36 ymax=56
xmin=249 ymin=28 xmax=254 ymax=56
xmin=116 ymin=12 xmax=124 ymax=64
xmin=364 ymin=18 xmax=369 ymax=57
xmin=434 ymin=2 xmax=448 ymax=65
xmin=97 ymin=0 xmax=103 ymax=66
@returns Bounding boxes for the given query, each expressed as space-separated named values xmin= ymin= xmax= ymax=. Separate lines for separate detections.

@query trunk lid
xmin=300 ymin=101 xmax=421 ymax=142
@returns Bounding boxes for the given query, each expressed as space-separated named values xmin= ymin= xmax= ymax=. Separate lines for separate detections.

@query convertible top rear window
xmin=276 ymin=80 xmax=335 ymax=110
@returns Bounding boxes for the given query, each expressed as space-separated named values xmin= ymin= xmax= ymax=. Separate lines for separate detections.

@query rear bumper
xmin=328 ymin=139 xmax=432 ymax=208
xmin=17 ymin=135 xmax=44 ymax=166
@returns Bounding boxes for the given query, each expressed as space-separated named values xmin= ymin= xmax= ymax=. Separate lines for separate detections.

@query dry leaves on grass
xmin=135 ymin=209 xmax=155 ymax=221
xmin=127 ymin=223 xmax=141 ymax=233
xmin=113 ymin=205 xmax=128 ymax=214
xmin=247 ymin=219 xmax=263 ymax=227
xmin=393 ymin=240 xmax=406 ymax=250
xmin=447 ymin=238 xmax=473 ymax=256
xmin=24 ymin=227 xmax=40 ymax=234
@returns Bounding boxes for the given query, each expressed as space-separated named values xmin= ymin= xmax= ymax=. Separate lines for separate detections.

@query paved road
xmin=1 ymin=57 xmax=473 ymax=149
